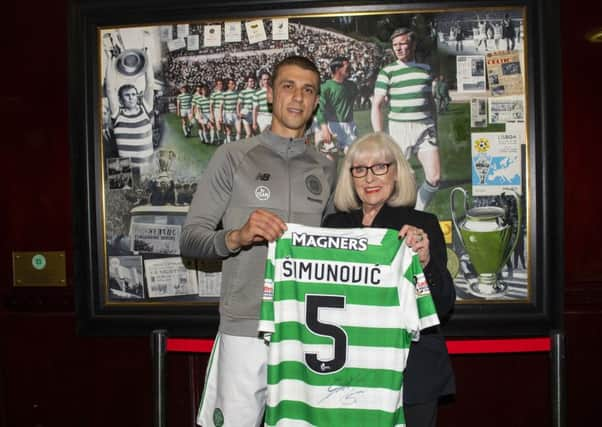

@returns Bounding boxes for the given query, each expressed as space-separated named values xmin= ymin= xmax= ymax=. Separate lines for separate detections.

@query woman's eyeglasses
xmin=350 ymin=163 xmax=392 ymax=178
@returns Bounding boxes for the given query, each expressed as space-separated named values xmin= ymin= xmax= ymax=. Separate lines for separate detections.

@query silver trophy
xmin=450 ymin=187 xmax=521 ymax=297
xmin=155 ymin=149 xmax=176 ymax=180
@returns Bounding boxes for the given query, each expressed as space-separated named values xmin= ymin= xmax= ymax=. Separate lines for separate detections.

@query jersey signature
xmin=319 ymin=384 xmax=366 ymax=406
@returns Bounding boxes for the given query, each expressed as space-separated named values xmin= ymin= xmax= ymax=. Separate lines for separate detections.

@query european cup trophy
xmin=155 ymin=149 xmax=176 ymax=181
xmin=450 ymin=187 xmax=522 ymax=296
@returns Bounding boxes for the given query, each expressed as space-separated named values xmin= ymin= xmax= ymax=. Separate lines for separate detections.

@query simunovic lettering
xmin=281 ymin=259 xmax=381 ymax=285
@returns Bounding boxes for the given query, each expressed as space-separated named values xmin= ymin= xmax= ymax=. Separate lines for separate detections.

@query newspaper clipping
xmin=470 ymin=98 xmax=488 ymax=127
xmin=130 ymin=223 xmax=181 ymax=255
xmin=471 ymin=132 xmax=522 ymax=196
xmin=486 ymin=51 xmax=523 ymax=96
xmin=489 ymin=95 xmax=525 ymax=124
xmin=456 ymin=55 xmax=486 ymax=92
xmin=144 ymin=257 xmax=199 ymax=298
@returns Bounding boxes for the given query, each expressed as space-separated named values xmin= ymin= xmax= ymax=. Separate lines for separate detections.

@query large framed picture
xmin=70 ymin=0 xmax=562 ymax=336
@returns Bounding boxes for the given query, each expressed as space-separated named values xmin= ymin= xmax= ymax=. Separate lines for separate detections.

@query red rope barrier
xmin=166 ymin=337 xmax=551 ymax=354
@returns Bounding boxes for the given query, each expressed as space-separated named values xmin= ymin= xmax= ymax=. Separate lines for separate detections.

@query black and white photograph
xmin=456 ymin=55 xmax=487 ymax=92
xmin=470 ymin=98 xmax=488 ymax=127
xmin=489 ymin=95 xmax=525 ymax=124
xmin=108 ymin=255 xmax=145 ymax=300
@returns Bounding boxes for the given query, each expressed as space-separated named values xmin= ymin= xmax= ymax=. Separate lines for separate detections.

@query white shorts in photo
xmin=240 ymin=110 xmax=253 ymax=124
xmin=257 ymin=113 xmax=272 ymax=132
xmin=196 ymin=112 xmax=211 ymax=125
xmin=388 ymin=119 xmax=438 ymax=159
xmin=223 ymin=111 xmax=237 ymax=127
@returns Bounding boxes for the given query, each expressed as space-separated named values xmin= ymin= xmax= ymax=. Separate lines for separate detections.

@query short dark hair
xmin=271 ymin=55 xmax=320 ymax=90
xmin=118 ymin=84 xmax=137 ymax=101
xmin=330 ymin=56 xmax=349 ymax=74
xmin=390 ymin=27 xmax=414 ymax=42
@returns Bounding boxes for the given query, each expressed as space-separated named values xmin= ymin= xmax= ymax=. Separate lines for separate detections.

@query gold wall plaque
xmin=12 ymin=251 xmax=67 ymax=287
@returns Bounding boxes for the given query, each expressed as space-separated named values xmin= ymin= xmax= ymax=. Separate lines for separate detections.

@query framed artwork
xmin=70 ymin=0 xmax=563 ymax=336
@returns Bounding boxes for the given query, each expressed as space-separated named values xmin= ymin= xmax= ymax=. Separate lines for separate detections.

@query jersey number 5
xmin=304 ymin=294 xmax=348 ymax=374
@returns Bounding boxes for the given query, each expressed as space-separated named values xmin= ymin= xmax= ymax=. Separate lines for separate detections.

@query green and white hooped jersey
xmin=192 ymin=94 xmax=211 ymax=114
xmin=374 ymin=61 xmax=433 ymax=122
xmin=210 ymin=91 xmax=224 ymax=112
xmin=238 ymin=88 xmax=256 ymax=112
xmin=222 ymin=90 xmax=238 ymax=113
xmin=177 ymin=92 xmax=192 ymax=111
xmin=259 ymin=223 xmax=439 ymax=427
xmin=253 ymin=88 xmax=271 ymax=113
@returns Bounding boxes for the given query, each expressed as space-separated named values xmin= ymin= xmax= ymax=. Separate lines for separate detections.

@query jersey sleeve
xmin=315 ymin=83 xmax=328 ymax=125
xmin=398 ymin=241 xmax=440 ymax=341
xmin=373 ymin=67 xmax=390 ymax=97
xmin=258 ymin=240 xmax=277 ymax=341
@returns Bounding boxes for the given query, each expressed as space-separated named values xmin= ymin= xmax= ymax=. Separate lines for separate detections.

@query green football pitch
xmin=159 ymin=101 xmax=493 ymax=221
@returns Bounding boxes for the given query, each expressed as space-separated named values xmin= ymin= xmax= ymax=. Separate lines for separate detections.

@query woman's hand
xmin=399 ymin=225 xmax=431 ymax=267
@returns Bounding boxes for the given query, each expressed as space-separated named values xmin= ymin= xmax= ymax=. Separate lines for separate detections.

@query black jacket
xmin=323 ymin=205 xmax=456 ymax=404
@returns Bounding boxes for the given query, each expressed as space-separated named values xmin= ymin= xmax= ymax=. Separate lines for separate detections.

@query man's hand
xmin=321 ymin=124 xmax=333 ymax=145
xmin=226 ymin=209 xmax=287 ymax=251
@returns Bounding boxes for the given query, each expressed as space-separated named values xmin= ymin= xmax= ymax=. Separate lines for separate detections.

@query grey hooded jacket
xmin=180 ymin=130 xmax=337 ymax=336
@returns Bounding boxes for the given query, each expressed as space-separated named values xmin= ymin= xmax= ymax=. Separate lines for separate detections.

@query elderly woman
xmin=323 ymin=132 xmax=455 ymax=427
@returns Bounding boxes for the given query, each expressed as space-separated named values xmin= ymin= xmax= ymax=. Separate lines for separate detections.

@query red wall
xmin=1 ymin=0 xmax=600 ymax=426
xmin=561 ymin=0 xmax=602 ymax=425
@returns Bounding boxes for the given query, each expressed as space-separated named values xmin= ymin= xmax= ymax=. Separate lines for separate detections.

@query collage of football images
xmin=100 ymin=7 xmax=529 ymax=304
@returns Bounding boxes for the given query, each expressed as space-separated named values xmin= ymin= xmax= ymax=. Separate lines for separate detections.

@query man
xmin=191 ymin=84 xmax=214 ymax=143
xmin=180 ymin=56 xmax=336 ymax=427
xmin=475 ymin=15 xmax=489 ymax=52
xmin=210 ymin=78 xmax=225 ymax=143
xmin=502 ymin=13 xmax=516 ymax=51
xmin=236 ymin=74 xmax=257 ymax=139
xmin=371 ymin=27 xmax=441 ymax=211
xmin=221 ymin=78 xmax=239 ymax=143
xmin=105 ymin=49 xmax=155 ymax=168
xmin=252 ymin=71 xmax=272 ymax=133
xmin=315 ymin=56 xmax=359 ymax=154
xmin=176 ymin=85 xmax=193 ymax=137
xmin=454 ymin=20 xmax=464 ymax=52
xmin=493 ymin=20 xmax=503 ymax=50
xmin=437 ymin=75 xmax=451 ymax=113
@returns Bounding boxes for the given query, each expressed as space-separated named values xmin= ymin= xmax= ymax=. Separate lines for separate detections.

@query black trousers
xmin=404 ymin=400 xmax=438 ymax=427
